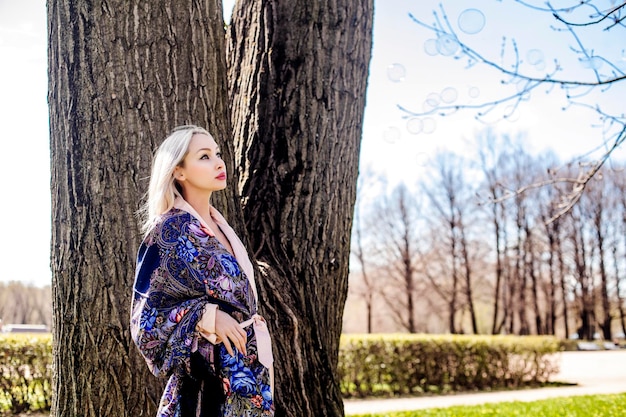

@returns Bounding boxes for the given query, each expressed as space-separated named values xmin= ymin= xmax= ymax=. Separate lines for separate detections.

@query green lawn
xmin=352 ymin=393 xmax=626 ymax=417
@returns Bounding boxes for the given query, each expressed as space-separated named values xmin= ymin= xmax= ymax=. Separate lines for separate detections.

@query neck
xmin=181 ymin=192 xmax=212 ymax=221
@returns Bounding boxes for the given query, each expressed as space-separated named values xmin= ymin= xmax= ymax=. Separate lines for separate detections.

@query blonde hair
xmin=139 ymin=125 xmax=212 ymax=234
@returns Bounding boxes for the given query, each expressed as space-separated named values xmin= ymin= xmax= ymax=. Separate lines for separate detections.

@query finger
xmin=234 ymin=327 xmax=248 ymax=355
xmin=222 ymin=337 xmax=234 ymax=356
xmin=241 ymin=331 xmax=248 ymax=355
xmin=238 ymin=327 xmax=248 ymax=355
xmin=229 ymin=329 xmax=247 ymax=356
xmin=238 ymin=335 xmax=247 ymax=356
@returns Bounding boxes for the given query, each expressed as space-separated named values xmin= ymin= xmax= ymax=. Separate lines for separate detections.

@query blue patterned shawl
xmin=130 ymin=207 xmax=274 ymax=416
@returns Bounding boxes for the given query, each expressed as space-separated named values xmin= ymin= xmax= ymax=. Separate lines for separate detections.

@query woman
xmin=130 ymin=125 xmax=274 ymax=417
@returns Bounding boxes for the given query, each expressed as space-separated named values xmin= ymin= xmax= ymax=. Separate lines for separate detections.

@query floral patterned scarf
xmin=131 ymin=204 xmax=274 ymax=416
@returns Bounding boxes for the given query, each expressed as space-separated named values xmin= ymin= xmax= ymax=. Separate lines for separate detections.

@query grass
xmin=351 ymin=393 xmax=626 ymax=417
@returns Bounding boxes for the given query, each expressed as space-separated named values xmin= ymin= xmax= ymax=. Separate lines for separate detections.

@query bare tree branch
xmin=551 ymin=1 xmax=626 ymax=29
xmin=403 ymin=2 xmax=625 ymax=220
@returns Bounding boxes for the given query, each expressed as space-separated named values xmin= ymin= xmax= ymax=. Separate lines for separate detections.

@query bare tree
xmin=524 ymin=217 xmax=544 ymax=335
xmin=520 ymin=153 xmax=563 ymax=336
xmin=344 ymin=132 xmax=626 ymax=340
xmin=536 ymin=159 xmax=571 ymax=337
xmin=483 ymin=143 xmax=557 ymax=336
xmin=475 ymin=130 xmax=515 ymax=334
xmin=349 ymin=169 xmax=384 ymax=333
xmin=587 ymin=177 xmax=614 ymax=340
xmin=612 ymin=165 xmax=626 ymax=336
xmin=351 ymin=206 xmax=375 ymax=334
xmin=611 ymin=244 xmax=626 ymax=339
xmin=422 ymin=151 xmax=480 ymax=334
xmin=0 ymin=282 xmax=52 ymax=328
xmin=568 ymin=198 xmax=597 ymax=340
xmin=403 ymin=2 xmax=626 ymax=218
xmin=511 ymin=184 xmax=530 ymax=335
xmin=373 ymin=184 xmax=423 ymax=333
xmin=457 ymin=211 xmax=479 ymax=334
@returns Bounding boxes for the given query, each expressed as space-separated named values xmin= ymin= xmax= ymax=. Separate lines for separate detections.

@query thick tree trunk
xmin=227 ymin=1 xmax=373 ymax=415
xmin=48 ymin=1 xmax=234 ymax=415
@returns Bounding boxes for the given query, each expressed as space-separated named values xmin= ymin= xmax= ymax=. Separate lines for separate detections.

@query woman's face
xmin=174 ymin=133 xmax=227 ymax=197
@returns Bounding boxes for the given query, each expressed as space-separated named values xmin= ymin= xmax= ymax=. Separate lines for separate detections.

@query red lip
xmin=216 ymin=172 xmax=227 ymax=180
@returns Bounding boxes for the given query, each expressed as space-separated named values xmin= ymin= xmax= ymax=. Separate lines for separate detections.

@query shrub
xmin=338 ymin=334 xmax=561 ymax=398
xmin=0 ymin=333 xmax=562 ymax=412
xmin=0 ymin=333 xmax=52 ymax=414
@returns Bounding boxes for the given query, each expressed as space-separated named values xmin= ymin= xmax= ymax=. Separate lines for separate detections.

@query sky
xmin=0 ymin=0 xmax=624 ymax=286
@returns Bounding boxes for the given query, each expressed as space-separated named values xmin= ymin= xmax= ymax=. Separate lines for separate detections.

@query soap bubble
xmin=383 ymin=126 xmax=401 ymax=143
xmin=424 ymin=39 xmax=439 ymax=56
xmin=387 ymin=63 xmax=406 ymax=82
xmin=425 ymin=93 xmax=440 ymax=108
xmin=468 ymin=86 xmax=480 ymax=98
xmin=423 ymin=100 xmax=437 ymax=113
xmin=406 ymin=118 xmax=424 ymax=135
xmin=579 ymin=56 xmax=603 ymax=70
xmin=526 ymin=49 xmax=544 ymax=66
xmin=422 ymin=118 xmax=436 ymax=134
xmin=458 ymin=9 xmax=485 ymax=34
xmin=436 ymin=34 xmax=459 ymax=56
xmin=440 ymin=87 xmax=458 ymax=104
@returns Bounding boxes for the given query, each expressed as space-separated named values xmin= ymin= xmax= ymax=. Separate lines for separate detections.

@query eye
xmin=216 ymin=152 xmax=223 ymax=159
xmin=200 ymin=154 xmax=209 ymax=160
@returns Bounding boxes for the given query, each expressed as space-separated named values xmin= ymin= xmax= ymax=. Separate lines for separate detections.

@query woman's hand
xmin=214 ymin=309 xmax=247 ymax=356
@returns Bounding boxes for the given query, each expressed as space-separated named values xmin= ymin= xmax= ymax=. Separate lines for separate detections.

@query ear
xmin=174 ymin=166 xmax=185 ymax=181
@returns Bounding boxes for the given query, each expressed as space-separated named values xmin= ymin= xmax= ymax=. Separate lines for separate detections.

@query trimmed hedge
xmin=0 ymin=333 xmax=561 ymax=413
xmin=338 ymin=334 xmax=561 ymax=398
xmin=0 ymin=333 xmax=52 ymax=414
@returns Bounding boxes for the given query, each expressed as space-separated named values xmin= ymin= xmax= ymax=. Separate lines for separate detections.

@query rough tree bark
xmin=227 ymin=1 xmax=373 ymax=415
xmin=48 ymin=1 xmax=236 ymax=415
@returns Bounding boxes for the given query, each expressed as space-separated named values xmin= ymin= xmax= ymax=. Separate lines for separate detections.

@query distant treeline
xmin=346 ymin=133 xmax=626 ymax=340
xmin=0 ymin=282 xmax=51 ymax=329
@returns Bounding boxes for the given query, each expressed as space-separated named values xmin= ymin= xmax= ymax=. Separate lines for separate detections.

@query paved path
xmin=344 ymin=350 xmax=626 ymax=415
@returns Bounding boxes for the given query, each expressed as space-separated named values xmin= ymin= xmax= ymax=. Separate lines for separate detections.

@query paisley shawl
xmin=131 ymin=208 xmax=274 ymax=416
